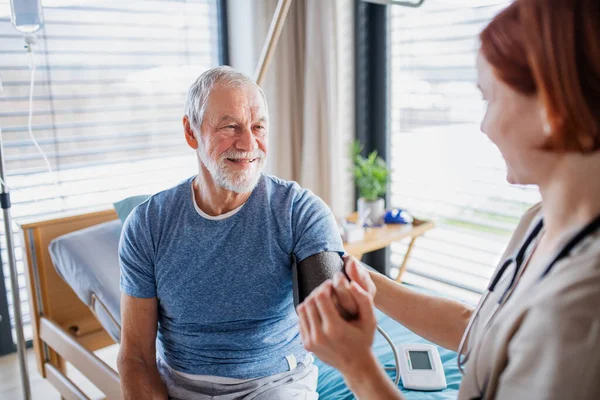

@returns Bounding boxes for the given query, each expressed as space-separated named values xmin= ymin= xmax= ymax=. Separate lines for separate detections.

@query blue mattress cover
xmin=315 ymin=308 xmax=461 ymax=399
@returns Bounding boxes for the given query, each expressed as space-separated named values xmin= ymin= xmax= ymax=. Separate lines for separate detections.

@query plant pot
xmin=357 ymin=197 xmax=385 ymax=225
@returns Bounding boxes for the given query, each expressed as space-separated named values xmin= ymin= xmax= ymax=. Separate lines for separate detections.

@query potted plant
xmin=351 ymin=141 xmax=391 ymax=224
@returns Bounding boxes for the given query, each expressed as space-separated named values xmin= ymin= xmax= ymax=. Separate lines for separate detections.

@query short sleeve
xmin=496 ymin=298 xmax=600 ymax=399
xmin=291 ymin=189 xmax=344 ymax=262
xmin=119 ymin=206 xmax=157 ymax=298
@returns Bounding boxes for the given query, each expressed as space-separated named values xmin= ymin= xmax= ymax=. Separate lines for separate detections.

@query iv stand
xmin=0 ymin=132 xmax=31 ymax=400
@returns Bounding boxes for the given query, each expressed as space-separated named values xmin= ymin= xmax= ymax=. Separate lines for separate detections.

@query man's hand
xmin=298 ymin=280 xmax=377 ymax=377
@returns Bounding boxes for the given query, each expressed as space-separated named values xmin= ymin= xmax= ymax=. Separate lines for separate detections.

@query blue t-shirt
xmin=119 ymin=174 xmax=344 ymax=379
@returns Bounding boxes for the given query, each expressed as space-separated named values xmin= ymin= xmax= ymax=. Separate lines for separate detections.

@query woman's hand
xmin=344 ymin=255 xmax=377 ymax=297
xmin=331 ymin=255 xmax=377 ymax=318
xmin=298 ymin=278 xmax=378 ymax=377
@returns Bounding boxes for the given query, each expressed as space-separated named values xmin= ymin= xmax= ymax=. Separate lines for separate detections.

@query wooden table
xmin=343 ymin=213 xmax=435 ymax=282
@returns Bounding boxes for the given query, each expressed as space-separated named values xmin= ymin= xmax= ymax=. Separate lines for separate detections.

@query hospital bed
xmin=21 ymin=209 xmax=121 ymax=399
xmin=21 ymin=208 xmax=461 ymax=400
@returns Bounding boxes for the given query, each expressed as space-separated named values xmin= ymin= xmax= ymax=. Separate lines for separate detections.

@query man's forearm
xmin=119 ymin=357 xmax=168 ymax=400
xmin=343 ymin=352 xmax=405 ymax=400
xmin=370 ymin=271 xmax=473 ymax=351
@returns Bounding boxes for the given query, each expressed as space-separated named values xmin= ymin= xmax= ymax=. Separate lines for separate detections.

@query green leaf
xmin=350 ymin=140 xmax=391 ymax=200
xmin=368 ymin=151 xmax=378 ymax=164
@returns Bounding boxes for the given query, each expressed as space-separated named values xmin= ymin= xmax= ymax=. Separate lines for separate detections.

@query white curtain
xmin=229 ymin=0 xmax=355 ymax=217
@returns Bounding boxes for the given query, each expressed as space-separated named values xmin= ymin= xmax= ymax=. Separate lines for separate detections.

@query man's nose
xmin=235 ymin=126 xmax=257 ymax=152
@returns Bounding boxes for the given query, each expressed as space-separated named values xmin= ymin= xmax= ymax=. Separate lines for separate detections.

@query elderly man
xmin=117 ymin=66 xmax=345 ymax=399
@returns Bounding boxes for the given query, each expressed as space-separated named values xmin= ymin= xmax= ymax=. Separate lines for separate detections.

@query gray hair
xmin=184 ymin=66 xmax=267 ymax=134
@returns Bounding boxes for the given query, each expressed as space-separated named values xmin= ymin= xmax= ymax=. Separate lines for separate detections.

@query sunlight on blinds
xmin=0 ymin=0 xmax=221 ymax=340
xmin=389 ymin=2 xmax=540 ymax=304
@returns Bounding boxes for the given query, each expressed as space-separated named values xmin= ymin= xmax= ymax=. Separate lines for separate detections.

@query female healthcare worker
xmin=297 ymin=0 xmax=600 ymax=399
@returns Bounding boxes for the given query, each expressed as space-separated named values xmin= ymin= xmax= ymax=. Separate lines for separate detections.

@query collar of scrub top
xmin=457 ymin=211 xmax=600 ymax=375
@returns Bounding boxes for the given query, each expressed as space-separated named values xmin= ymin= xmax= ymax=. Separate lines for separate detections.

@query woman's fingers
xmin=333 ymin=272 xmax=359 ymax=318
xmin=349 ymin=282 xmax=377 ymax=327
xmin=315 ymin=282 xmax=345 ymax=335
xmin=298 ymin=279 xmax=379 ymax=375
xmin=297 ymin=304 xmax=309 ymax=342
xmin=305 ymin=295 xmax=323 ymax=343
xmin=344 ymin=255 xmax=377 ymax=298
xmin=344 ymin=256 xmax=367 ymax=284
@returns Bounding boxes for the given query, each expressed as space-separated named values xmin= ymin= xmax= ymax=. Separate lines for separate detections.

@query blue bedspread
xmin=315 ymin=309 xmax=461 ymax=399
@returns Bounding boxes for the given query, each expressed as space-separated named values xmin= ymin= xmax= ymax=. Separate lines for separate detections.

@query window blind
xmin=0 ymin=0 xmax=221 ymax=342
xmin=388 ymin=1 xmax=540 ymax=304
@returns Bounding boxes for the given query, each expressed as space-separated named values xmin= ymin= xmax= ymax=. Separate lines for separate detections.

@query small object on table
xmin=384 ymin=208 xmax=414 ymax=225
xmin=357 ymin=208 xmax=372 ymax=227
xmin=343 ymin=212 xmax=435 ymax=282
xmin=340 ymin=223 xmax=365 ymax=243
xmin=339 ymin=217 xmax=365 ymax=243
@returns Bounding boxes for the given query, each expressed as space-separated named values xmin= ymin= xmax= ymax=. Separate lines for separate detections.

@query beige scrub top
xmin=458 ymin=203 xmax=600 ymax=400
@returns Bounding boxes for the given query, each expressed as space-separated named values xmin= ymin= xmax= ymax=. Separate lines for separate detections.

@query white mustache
xmin=221 ymin=150 xmax=265 ymax=161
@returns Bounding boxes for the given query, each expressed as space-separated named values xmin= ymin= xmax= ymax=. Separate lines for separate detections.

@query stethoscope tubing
xmin=457 ymin=212 xmax=600 ymax=374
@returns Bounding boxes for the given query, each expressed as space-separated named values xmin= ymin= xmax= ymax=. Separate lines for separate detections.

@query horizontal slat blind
xmin=389 ymin=1 xmax=540 ymax=304
xmin=0 ymin=0 xmax=220 ymax=342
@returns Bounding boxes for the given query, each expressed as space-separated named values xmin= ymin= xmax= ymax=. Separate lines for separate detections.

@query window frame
xmin=354 ymin=0 xmax=392 ymax=275
xmin=0 ymin=0 xmax=230 ymax=357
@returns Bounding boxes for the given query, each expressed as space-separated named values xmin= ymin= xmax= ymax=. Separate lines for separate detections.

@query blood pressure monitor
xmin=398 ymin=344 xmax=447 ymax=391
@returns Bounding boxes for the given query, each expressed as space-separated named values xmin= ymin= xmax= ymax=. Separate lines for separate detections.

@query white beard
xmin=197 ymin=146 xmax=266 ymax=193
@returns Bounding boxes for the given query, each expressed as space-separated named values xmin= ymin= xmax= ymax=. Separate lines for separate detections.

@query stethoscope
xmin=457 ymin=212 xmax=600 ymax=375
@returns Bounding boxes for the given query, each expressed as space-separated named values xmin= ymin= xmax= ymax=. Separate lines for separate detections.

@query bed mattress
xmin=48 ymin=219 xmax=123 ymax=342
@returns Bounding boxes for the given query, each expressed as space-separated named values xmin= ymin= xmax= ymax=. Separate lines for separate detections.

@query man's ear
xmin=183 ymin=116 xmax=199 ymax=149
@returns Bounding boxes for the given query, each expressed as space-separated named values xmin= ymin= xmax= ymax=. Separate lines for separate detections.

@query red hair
xmin=480 ymin=0 xmax=600 ymax=152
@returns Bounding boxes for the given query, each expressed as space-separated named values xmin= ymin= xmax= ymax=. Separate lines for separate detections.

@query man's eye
xmin=254 ymin=126 xmax=267 ymax=135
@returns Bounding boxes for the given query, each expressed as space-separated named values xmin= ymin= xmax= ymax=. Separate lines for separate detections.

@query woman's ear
xmin=183 ymin=116 xmax=199 ymax=149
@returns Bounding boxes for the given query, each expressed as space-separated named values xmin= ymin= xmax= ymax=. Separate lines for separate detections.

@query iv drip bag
xmin=10 ymin=0 xmax=44 ymax=34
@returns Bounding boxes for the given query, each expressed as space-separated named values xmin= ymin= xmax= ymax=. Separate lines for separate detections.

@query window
xmin=0 ymin=0 xmax=223 ymax=348
xmin=388 ymin=2 xmax=540 ymax=303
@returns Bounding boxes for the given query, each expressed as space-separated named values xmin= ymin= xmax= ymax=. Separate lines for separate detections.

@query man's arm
xmin=296 ymin=252 xmax=364 ymax=321
xmin=295 ymin=252 xmax=343 ymax=303
xmin=117 ymin=294 xmax=167 ymax=400
xmin=290 ymin=187 xmax=348 ymax=306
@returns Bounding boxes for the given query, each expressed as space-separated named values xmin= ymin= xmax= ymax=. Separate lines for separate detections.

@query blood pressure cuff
xmin=292 ymin=251 xmax=345 ymax=307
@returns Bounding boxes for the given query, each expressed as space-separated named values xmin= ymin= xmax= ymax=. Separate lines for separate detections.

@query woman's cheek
xmin=480 ymin=107 xmax=493 ymax=137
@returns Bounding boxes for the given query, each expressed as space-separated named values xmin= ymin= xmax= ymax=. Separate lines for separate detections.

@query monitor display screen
xmin=409 ymin=350 xmax=432 ymax=370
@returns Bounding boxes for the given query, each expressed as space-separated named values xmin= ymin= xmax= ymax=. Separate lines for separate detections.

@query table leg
xmin=395 ymin=237 xmax=417 ymax=283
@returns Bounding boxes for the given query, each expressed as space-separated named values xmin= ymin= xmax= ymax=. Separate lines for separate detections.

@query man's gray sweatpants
xmin=157 ymin=357 xmax=319 ymax=400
